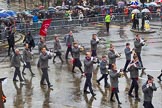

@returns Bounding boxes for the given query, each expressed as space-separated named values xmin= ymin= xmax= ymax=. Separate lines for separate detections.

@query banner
xmin=39 ymin=19 xmax=52 ymax=37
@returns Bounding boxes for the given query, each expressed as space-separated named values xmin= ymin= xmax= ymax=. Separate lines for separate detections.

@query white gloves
xmin=78 ymin=45 xmax=81 ymax=48
xmin=106 ymin=66 xmax=109 ymax=69
xmin=91 ymin=57 xmax=94 ymax=61
xmin=46 ymin=51 xmax=51 ymax=55
xmin=96 ymin=37 xmax=99 ymax=42
xmin=147 ymin=83 xmax=152 ymax=88
xmin=24 ymin=62 xmax=26 ymax=66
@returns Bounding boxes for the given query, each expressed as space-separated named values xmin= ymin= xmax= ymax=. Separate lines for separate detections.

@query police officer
xmin=96 ymin=55 xmax=109 ymax=88
xmin=105 ymin=13 xmax=111 ymax=33
xmin=142 ymin=75 xmax=157 ymax=108
xmin=83 ymin=52 xmax=96 ymax=97
xmin=53 ymin=36 xmax=63 ymax=63
xmin=72 ymin=42 xmax=83 ymax=74
xmin=11 ymin=49 xmax=24 ymax=82
xmin=22 ymin=43 xmax=35 ymax=76
xmin=134 ymin=34 xmax=146 ymax=68
xmin=90 ymin=34 xmax=99 ymax=57
xmin=123 ymin=43 xmax=133 ymax=72
xmin=109 ymin=64 xmax=122 ymax=104
xmin=108 ymin=44 xmax=120 ymax=69
xmin=65 ymin=31 xmax=74 ymax=59
xmin=39 ymin=47 xmax=53 ymax=88
xmin=128 ymin=55 xmax=141 ymax=101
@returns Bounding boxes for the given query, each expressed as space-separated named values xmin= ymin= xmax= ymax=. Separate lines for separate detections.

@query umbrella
xmin=5 ymin=10 xmax=17 ymax=17
xmin=0 ymin=12 xmax=10 ymax=18
xmin=141 ymin=8 xmax=150 ymax=13
xmin=148 ymin=2 xmax=158 ymax=6
xmin=130 ymin=1 xmax=138 ymax=5
xmin=131 ymin=9 xmax=140 ymax=13
xmin=130 ymin=5 xmax=139 ymax=8
xmin=118 ymin=1 xmax=125 ymax=8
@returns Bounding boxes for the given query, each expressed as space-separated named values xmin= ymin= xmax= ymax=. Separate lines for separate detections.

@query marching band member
xmin=108 ymin=44 xmax=121 ymax=69
xmin=142 ymin=75 xmax=157 ymax=108
xmin=96 ymin=55 xmax=109 ymax=88
xmin=109 ymin=64 xmax=123 ymax=104
xmin=128 ymin=55 xmax=141 ymax=101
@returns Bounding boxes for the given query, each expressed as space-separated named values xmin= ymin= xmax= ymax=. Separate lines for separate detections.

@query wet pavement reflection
xmin=0 ymin=24 xmax=162 ymax=108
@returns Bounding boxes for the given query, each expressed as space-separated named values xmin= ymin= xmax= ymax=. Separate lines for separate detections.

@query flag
xmin=39 ymin=19 xmax=52 ymax=37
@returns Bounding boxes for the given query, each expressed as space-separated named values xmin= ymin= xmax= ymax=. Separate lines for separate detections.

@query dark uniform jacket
xmin=109 ymin=70 xmax=121 ymax=88
xmin=54 ymin=40 xmax=61 ymax=52
xmin=128 ymin=61 xmax=141 ymax=79
xmin=23 ymin=48 xmax=32 ymax=62
xmin=72 ymin=47 xmax=80 ymax=59
xmin=39 ymin=53 xmax=52 ymax=69
xmin=124 ymin=47 xmax=132 ymax=60
xmin=134 ymin=39 xmax=144 ymax=53
xmin=90 ymin=39 xmax=98 ymax=50
xmin=84 ymin=57 xmax=93 ymax=74
xmin=11 ymin=54 xmax=24 ymax=67
xmin=108 ymin=50 xmax=118 ymax=64
xmin=66 ymin=35 xmax=74 ymax=47
xmin=100 ymin=60 xmax=108 ymax=74
xmin=142 ymin=82 xmax=157 ymax=102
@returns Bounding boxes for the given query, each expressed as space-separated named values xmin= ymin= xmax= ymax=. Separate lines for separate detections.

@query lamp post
xmin=140 ymin=0 xmax=146 ymax=31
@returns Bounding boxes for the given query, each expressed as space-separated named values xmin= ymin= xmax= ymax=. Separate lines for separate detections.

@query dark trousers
xmin=65 ymin=47 xmax=73 ymax=59
xmin=143 ymin=101 xmax=154 ymax=108
xmin=110 ymin=92 xmax=120 ymax=102
xmin=129 ymin=78 xmax=139 ymax=98
xmin=109 ymin=64 xmax=112 ymax=69
xmin=13 ymin=67 xmax=23 ymax=81
xmin=97 ymin=74 xmax=108 ymax=86
xmin=8 ymin=45 xmax=15 ymax=55
xmin=53 ymin=51 xmax=63 ymax=62
xmin=84 ymin=73 xmax=94 ymax=94
xmin=41 ymin=68 xmax=50 ymax=86
xmin=91 ymin=50 xmax=97 ymax=57
xmin=106 ymin=22 xmax=110 ymax=33
xmin=136 ymin=52 xmax=143 ymax=67
xmin=22 ymin=62 xmax=34 ymax=74
xmin=123 ymin=60 xmax=131 ymax=72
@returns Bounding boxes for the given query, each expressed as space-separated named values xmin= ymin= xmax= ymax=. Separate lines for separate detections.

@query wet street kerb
xmin=0 ymin=24 xmax=162 ymax=108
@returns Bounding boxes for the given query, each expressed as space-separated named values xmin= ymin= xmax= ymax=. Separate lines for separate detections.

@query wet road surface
xmin=0 ymin=24 xmax=162 ymax=108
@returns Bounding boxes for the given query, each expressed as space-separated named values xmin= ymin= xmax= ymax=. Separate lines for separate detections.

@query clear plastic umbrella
xmin=141 ymin=8 xmax=150 ymax=13
xmin=131 ymin=9 xmax=140 ymax=13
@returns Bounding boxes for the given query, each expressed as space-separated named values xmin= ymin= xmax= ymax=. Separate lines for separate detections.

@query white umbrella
xmin=131 ymin=9 xmax=140 ymax=13
xmin=141 ymin=8 xmax=150 ymax=13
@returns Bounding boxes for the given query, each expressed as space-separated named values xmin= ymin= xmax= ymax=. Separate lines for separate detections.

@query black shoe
xmin=48 ymin=85 xmax=53 ymax=88
xmin=53 ymin=60 xmax=55 ymax=63
xmin=84 ymin=91 xmax=90 ymax=94
xmin=135 ymin=97 xmax=140 ymax=101
xmin=157 ymin=76 xmax=161 ymax=81
xmin=128 ymin=94 xmax=134 ymax=98
xmin=96 ymin=80 xmax=100 ymax=85
xmin=40 ymin=83 xmax=47 ymax=85
xmin=13 ymin=79 xmax=18 ymax=82
xmin=72 ymin=70 xmax=76 ymax=73
xmin=118 ymin=101 xmax=122 ymax=104
xmin=92 ymin=93 xmax=96 ymax=97
xmin=22 ymin=72 xmax=26 ymax=75
xmin=110 ymin=99 xmax=115 ymax=102
xmin=31 ymin=73 xmax=35 ymax=76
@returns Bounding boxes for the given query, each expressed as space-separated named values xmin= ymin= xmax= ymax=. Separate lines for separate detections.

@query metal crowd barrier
xmin=0 ymin=13 xmax=162 ymax=41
